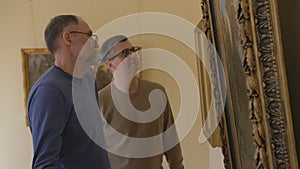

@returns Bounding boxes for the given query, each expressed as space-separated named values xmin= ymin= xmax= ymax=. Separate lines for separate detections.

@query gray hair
xmin=99 ymin=35 xmax=128 ymax=62
xmin=44 ymin=15 xmax=79 ymax=54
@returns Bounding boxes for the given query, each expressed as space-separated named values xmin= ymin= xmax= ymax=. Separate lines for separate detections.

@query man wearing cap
xmin=97 ymin=35 xmax=184 ymax=169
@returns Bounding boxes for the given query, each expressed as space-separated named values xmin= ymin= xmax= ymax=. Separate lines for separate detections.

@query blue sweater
xmin=28 ymin=66 xmax=111 ymax=169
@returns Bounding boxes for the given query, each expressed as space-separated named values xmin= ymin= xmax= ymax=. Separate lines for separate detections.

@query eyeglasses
xmin=108 ymin=46 xmax=141 ymax=61
xmin=69 ymin=31 xmax=98 ymax=45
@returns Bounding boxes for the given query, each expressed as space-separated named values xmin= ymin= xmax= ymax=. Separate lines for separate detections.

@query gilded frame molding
xmin=21 ymin=48 xmax=53 ymax=126
xmin=198 ymin=0 xmax=299 ymax=168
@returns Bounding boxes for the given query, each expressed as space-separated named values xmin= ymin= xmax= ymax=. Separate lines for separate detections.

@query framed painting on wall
xmin=197 ymin=0 xmax=299 ymax=168
xmin=21 ymin=48 xmax=54 ymax=126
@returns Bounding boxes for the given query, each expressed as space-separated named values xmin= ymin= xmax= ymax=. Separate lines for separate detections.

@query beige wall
xmin=0 ymin=0 xmax=221 ymax=168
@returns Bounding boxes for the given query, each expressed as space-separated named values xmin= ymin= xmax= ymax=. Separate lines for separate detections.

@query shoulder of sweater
xmin=138 ymin=78 xmax=165 ymax=90
xmin=98 ymin=83 xmax=112 ymax=96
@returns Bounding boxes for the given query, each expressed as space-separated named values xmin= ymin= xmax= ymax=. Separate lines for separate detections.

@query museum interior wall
xmin=0 ymin=0 xmax=225 ymax=169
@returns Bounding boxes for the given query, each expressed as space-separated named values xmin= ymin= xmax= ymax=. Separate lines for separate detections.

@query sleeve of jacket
xmin=28 ymin=85 xmax=70 ymax=169
xmin=162 ymin=90 xmax=184 ymax=169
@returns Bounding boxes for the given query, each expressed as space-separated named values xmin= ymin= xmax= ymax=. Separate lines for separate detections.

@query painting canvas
xmin=208 ymin=0 xmax=257 ymax=168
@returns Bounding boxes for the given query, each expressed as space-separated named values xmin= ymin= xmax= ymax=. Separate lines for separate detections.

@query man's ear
xmin=62 ymin=31 xmax=72 ymax=45
xmin=106 ymin=60 xmax=112 ymax=68
xmin=106 ymin=60 xmax=115 ymax=71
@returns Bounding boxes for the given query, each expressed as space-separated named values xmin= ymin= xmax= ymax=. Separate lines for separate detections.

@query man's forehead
xmin=113 ymin=41 xmax=132 ymax=52
xmin=77 ymin=19 xmax=92 ymax=32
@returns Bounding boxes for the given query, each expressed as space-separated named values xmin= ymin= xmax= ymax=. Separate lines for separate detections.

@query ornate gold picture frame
xmin=21 ymin=48 xmax=54 ymax=126
xmin=197 ymin=0 xmax=299 ymax=168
